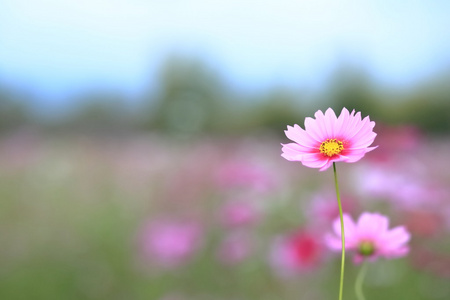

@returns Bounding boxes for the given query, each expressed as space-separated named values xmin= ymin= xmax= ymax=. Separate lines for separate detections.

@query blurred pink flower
xmin=325 ymin=212 xmax=410 ymax=264
xmin=281 ymin=108 xmax=377 ymax=171
xmin=401 ymin=210 xmax=442 ymax=237
xmin=220 ymin=199 xmax=260 ymax=228
xmin=270 ymin=230 xmax=323 ymax=276
xmin=216 ymin=233 xmax=253 ymax=265
xmin=354 ymin=165 xmax=444 ymax=210
xmin=306 ymin=192 xmax=357 ymax=228
xmin=373 ymin=124 xmax=422 ymax=158
xmin=138 ymin=218 xmax=203 ymax=268
xmin=215 ymin=160 xmax=274 ymax=192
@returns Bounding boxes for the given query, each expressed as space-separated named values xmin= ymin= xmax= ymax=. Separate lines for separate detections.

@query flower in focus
xmin=325 ymin=212 xmax=411 ymax=264
xmin=270 ymin=230 xmax=324 ymax=276
xmin=138 ymin=218 xmax=203 ymax=268
xmin=281 ymin=108 xmax=377 ymax=171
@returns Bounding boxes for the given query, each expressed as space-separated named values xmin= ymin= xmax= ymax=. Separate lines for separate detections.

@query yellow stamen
xmin=320 ymin=139 xmax=344 ymax=157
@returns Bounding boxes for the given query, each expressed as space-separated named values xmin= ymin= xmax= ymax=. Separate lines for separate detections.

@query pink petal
xmin=318 ymin=161 xmax=334 ymax=171
xmin=323 ymin=108 xmax=338 ymax=138
xmin=356 ymin=212 xmax=389 ymax=238
xmin=281 ymin=144 xmax=304 ymax=161
xmin=284 ymin=125 xmax=319 ymax=148
xmin=380 ymin=226 xmax=411 ymax=250
xmin=348 ymin=123 xmax=377 ymax=148
xmin=304 ymin=117 xmax=325 ymax=142
xmin=345 ymin=115 xmax=373 ymax=142
xmin=340 ymin=146 xmax=377 ymax=163
xmin=313 ymin=110 xmax=330 ymax=138
xmin=301 ymin=152 xmax=324 ymax=162
xmin=281 ymin=142 xmax=313 ymax=155
xmin=381 ymin=246 xmax=410 ymax=259
xmin=340 ymin=110 xmax=362 ymax=138
xmin=324 ymin=233 xmax=342 ymax=251
xmin=303 ymin=158 xmax=330 ymax=169
xmin=332 ymin=214 xmax=358 ymax=247
xmin=335 ymin=108 xmax=350 ymax=137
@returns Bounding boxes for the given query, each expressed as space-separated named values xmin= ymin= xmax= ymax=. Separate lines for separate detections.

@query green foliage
xmin=142 ymin=57 xmax=229 ymax=136
xmin=3 ymin=57 xmax=450 ymax=135
xmin=0 ymin=86 xmax=33 ymax=132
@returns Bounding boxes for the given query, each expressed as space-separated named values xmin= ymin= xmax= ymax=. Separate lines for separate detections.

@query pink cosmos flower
xmin=270 ymin=230 xmax=324 ymax=276
xmin=325 ymin=212 xmax=411 ymax=264
xmin=138 ymin=218 xmax=203 ymax=268
xmin=215 ymin=160 xmax=275 ymax=192
xmin=281 ymin=108 xmax=377 ymax=171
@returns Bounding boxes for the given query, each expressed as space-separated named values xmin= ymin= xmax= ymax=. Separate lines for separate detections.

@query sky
xmin=1 ymin=0 xmax=450 ymax=107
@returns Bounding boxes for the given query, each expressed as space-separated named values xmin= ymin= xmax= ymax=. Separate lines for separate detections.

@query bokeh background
xmin=1 ymin=1 xmax=450 ymax=299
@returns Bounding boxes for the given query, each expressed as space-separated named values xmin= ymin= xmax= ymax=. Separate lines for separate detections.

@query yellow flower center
xmin=319 ymin=139 xmax=344 ymax=157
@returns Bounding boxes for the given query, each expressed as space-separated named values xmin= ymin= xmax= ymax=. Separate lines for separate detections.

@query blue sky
xmin=1 ymin=0 xmax=450 ymax=106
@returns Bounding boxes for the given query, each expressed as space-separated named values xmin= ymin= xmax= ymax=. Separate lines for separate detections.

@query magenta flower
xmin=281 ymin=108 xmax=377 ymax=171
xmin=325 ymin=212 xmax=411 ymax=264
xmin=270 ymin=230 xmax=324 ymax=276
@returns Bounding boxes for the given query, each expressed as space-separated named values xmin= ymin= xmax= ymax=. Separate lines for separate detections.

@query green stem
xmin=355 ymin=261 xmax=368 ymax=300
xmin=333 ymin=162 xmax=345 ymax=300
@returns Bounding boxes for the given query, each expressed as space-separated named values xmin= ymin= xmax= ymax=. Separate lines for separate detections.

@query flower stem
xmin=333 ymin=162 xmax=345 ymax=300
xmin=355 ymin=261 xmax=368 ymax=300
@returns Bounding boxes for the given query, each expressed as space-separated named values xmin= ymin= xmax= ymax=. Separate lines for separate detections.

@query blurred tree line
xmin=1 ymin=56 xmax=450 ymax=136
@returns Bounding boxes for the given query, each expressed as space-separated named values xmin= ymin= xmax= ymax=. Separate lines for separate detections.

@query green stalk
xmin=333 ymin=162 xmax=345 ymax=300
xmin=355 ymin=261 xmax=368 ymax=300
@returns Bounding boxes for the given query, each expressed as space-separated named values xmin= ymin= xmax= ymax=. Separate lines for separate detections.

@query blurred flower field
xmin=0 ymin=127 xmax=450 ymax=300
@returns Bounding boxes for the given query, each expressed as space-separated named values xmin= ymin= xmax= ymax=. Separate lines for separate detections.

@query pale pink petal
xmin=318 ymin=161 xmax=334 ymax=171
xmin=331 ymin=214 xmax=358 ymax=248
xmin=334 ymin=108 xmax=350 ymax=137
xmin=380 ymin=226 xmax=411 ymax=250
xmin=346 ymin=116 xmax=374 ymax=143
xmin=323 ymin=108 xmax=338 ymax=138
xmin=281 ymin=142 xmax=312 ymax=155
xmin=324 ymin=233 xmax=342 ymax=251
xmin=284 ymin=125 xmax=319 ymax=148
xmin=342 ymin=147 xmax=377 ymax=163
xmin=340 ymin=110 xmax=362 ymax=138
xmin=301 ymin=152 xmax=325 ymax=162
xmin=381 ymin=246 xmax=410 ymax=258
xmin=313 ymin=110 xmax=330 ymax=138
xmin=348 ymin=128 xmax=377 ymax=149
xmin=357 ymin=213 xmax=390 ymax=238
xmin=303 ymin=158 xmax=330 ymax=169
xmin=304 ymin=117 xmax=325 ymax=142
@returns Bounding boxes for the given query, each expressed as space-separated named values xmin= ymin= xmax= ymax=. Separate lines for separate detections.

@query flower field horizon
xmin=0 ymin=126 xmax=449 ymax=300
